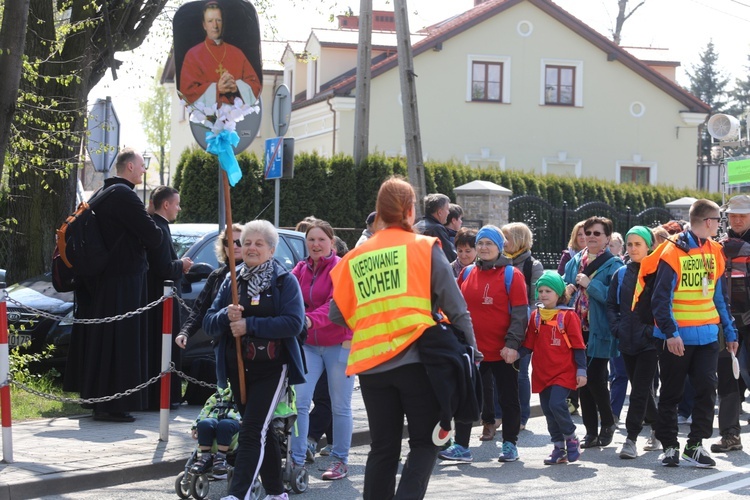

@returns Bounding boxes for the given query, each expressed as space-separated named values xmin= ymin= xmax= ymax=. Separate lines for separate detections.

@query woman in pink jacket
xmin=290 ymin=219 xmax=354 ymax=481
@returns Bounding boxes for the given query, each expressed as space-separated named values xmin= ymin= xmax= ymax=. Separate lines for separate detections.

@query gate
xmin=508 ymin=196 xmax=675 ymax=269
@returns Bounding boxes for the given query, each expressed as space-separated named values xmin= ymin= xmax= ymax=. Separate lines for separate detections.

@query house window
xmin=545 ymin=65 xmax=575 ymax=105
xmin=466 ymin=54 xmax=511 ymax=103
xmin=620 ymin=166 xmax=650 ymax=185
xmin=472 ymin=62 xmax=502 ymax=102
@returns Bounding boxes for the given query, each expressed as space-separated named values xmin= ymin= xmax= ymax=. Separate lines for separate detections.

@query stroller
xmin=175 ymin=382 xmax=308 ymax=499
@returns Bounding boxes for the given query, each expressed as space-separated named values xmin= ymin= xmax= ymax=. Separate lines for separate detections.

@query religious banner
xmin=173 ymin=0 xmax=263 ymax=169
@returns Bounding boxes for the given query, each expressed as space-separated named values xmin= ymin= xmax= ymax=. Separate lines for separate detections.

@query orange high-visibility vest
xmin=330 ymin=227 xmax=436 ymax=375
xmin=659 ymin=238 xmax=725 ymax=327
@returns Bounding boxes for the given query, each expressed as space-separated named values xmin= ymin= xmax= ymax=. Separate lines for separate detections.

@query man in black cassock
xmin=64 ymin=149 xmax=162 ymax=422
xmin=146 ymin=186 xmax=192 ymax=410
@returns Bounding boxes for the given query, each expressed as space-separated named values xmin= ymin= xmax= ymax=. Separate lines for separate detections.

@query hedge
xmin=173 ymin=150 xmax=719 ymax=249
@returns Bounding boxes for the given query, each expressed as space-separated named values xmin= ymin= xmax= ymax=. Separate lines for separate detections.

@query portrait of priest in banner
xmin=178 ymin=0 xmax=261 ymax=107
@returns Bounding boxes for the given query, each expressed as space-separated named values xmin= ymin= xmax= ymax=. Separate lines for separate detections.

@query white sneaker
xmin=262 ymin=494 xmax=289 ymax=500
xmin=643 ymin=430 xmax=661 ymax=451
xmin=220 ymin=496 xmax=241 ymax=500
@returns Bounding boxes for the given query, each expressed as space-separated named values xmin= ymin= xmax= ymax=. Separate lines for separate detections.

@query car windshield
xmin=172 ymin=233 xmax=203 ymax=258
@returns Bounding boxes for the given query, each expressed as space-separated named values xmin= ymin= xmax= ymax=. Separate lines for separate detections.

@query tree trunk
xmin=0 ymin=0 xmax=31 ymax=183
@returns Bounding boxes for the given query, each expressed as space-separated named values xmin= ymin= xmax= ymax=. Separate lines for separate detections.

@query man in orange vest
xmin=650 ymin=199 xmax=738 ymax=468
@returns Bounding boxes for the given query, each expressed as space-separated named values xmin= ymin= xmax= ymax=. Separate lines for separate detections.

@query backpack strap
xmin=504 ymin=264 xmax=514 ymax=314
xmin=522 ymin=258 xmax=533 ymax=292
xmin=614 ymin=266 xmax=627 ymax=306
xmin=460 ymin=263 xmax=475 ymax=282
xmin=556 ymin=310 xmax=572 ymax=349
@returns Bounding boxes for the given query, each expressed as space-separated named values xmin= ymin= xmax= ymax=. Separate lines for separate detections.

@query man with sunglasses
xmin=650 ymin=199 xmax=738 ymax=468
xmin=146 ymin=186 xmax=193 ymax=410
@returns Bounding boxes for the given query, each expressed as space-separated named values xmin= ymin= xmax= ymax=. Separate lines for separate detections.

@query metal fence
xmin=508 ymin=196 xmax=674 ymax=269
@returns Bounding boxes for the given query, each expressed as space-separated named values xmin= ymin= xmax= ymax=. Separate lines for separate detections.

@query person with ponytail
xmin=329 ymin=176 xmax=477 ymax=500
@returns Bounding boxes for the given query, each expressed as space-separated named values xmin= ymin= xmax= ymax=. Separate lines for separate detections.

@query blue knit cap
xmin=475 ymin=225 xmax=505 ymax=252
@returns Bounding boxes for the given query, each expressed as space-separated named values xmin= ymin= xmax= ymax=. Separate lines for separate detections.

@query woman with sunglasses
xmin=176 ymin=224 xmax=244 ymax=387
xmin=563 ymin=216 xmax=624 ymax=449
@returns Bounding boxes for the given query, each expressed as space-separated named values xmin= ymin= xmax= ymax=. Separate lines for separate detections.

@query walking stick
xmin=222 ymin=171 xmax=246 ymax=404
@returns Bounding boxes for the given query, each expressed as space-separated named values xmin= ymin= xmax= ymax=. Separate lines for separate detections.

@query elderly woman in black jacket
xmin=606 ymin=225 xmax=659 ymax=459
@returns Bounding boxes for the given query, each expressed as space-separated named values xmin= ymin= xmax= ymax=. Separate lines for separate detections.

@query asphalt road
xmin=36 ymin=406 xmax=750 ymax=500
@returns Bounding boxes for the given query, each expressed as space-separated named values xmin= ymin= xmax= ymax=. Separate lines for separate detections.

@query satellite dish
xmin=707 ymin=114 xmax=740 ymax=141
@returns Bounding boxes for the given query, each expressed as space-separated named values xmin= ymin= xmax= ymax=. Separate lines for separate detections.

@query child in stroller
xmin=176 ymin=383 xmax=308 ymax=499
xmin=176 ymin=385 xmax=241 ymax=499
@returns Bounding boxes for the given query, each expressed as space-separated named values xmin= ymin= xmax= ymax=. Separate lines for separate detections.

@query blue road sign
xmin=265 ymin=137 xmax=283 ymax=180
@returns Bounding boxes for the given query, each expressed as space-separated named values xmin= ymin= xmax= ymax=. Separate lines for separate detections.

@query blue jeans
xmin=540 ymin=385 xmax=576 ymax=444
xmin=196 ymin=417 xmax=241 ymax=448
xmin=291 ymin=344 xmax=354 ymax=465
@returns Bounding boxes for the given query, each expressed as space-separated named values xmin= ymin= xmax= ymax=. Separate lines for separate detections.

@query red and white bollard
xmin=159 ymin=280 xmax=174 ymax=442
xmin=0 ymin=283 xmax=13 ymax=463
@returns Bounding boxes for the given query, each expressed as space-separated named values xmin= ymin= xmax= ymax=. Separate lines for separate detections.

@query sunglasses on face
xmin=224 ymin=239 xmax=242 ymax=247
xmin=584 ymin=230 xmax=604 ymax=237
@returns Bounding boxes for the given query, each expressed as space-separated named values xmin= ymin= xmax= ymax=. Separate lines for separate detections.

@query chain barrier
xmin=173 ymin=293 xmax=195 ymax=315
xmin=8 ymin=362 xmax=217 ymax=405
xmin=1 ymin=286 xmax=196 ymax=325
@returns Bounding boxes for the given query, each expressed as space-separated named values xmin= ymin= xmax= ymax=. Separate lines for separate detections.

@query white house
xmin=165 ymin=0 xmax=711 ymax=189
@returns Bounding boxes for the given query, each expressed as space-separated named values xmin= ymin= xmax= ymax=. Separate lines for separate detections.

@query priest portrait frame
xmin=174 ymin=0 xmax=263 ymax=108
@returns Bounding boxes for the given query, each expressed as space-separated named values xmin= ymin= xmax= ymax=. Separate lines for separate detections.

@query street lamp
xmin=143 ymin=152 xmax=152 ymax=205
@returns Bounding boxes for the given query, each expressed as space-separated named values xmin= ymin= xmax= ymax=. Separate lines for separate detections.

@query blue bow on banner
xmin=206 ymin=129 xmax=242 ymax=187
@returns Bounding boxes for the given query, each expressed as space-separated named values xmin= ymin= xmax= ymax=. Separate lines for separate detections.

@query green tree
xmin=139 ymin=67 xmax=171 ymax=186
xmin=686 ymin=41 xmax=730 ymax=163
xmin=1 ymin=0 xmax=167 ymax=283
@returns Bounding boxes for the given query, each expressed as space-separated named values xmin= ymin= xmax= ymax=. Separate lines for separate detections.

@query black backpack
xmin=52 ymin=185 xmax=121 ymax=292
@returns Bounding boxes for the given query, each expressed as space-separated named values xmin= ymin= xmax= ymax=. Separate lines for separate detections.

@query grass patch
xmin=10 ymin=376 xmax=85 ymax=421
xmin=9 ymin=343 xmax=85 ymax=421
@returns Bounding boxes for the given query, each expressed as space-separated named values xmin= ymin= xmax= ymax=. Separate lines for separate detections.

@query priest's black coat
xmin=64 ymin=177 xmax=163 ymax=414
xmin=146 ymin=214 xmax=185 ymax=408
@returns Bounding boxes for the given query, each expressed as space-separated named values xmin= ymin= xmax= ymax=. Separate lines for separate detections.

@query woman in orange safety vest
xmin=329 ymin=176 xmax=477 ymax=500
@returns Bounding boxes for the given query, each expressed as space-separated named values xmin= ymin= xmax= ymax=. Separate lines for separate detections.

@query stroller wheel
xmin=291 ymin=467 xmax=309 ymax=494
xmin=190 ymin=473 xmax=210 ymax=499
xmin=249 ymin=477 xmax=263 ymax=500
xmin=175 ymin=471 xmax=191 ymax=499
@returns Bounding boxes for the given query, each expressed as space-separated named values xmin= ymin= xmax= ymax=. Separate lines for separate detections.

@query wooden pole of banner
xmin=223 ymin=171 xmax=246 ymax=404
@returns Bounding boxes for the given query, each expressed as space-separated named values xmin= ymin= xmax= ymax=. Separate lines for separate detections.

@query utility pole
xmin=353 ymin=0 xmax=372 ymax=167
xmin=393 ymin=0 xmax=426 ymax=217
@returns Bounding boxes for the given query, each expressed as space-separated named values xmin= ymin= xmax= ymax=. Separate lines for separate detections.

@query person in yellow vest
xmin=329 ymin=176 xmax=478 ymax=500
xmin=648 ymin=199 xmax=738 ymax=468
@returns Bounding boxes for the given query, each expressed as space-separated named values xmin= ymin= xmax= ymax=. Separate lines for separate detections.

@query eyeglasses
xmin=584 ymin=230 xmax=604 ymax=237
xmin=703 ymin=217 xmax=721 ymax=222
xmin=224 ymin=239 xmax=242 ymax=247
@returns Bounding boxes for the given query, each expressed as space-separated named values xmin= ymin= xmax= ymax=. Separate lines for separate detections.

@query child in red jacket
xmin=518 ymin=271 xmax=588 ymax=464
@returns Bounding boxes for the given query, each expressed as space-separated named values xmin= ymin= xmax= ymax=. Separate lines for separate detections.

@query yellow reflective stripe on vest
xmin=351 ymin=312 xmax=434 ymax=348
xmin=348 ymin=296 xmax=432 ymax=326
xmin=348 ymin=318 xmax=429 ymax=365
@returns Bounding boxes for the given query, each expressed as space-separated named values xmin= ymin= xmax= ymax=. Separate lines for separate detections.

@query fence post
xmin=0 ymin=284 xmax=12 ymax=463
xmin=160 ymin=281 xmax=174 ymax=442
xmin=626 ymin=206 xmax=632 ymax=230
xmin=562 ymin=201 xmax=569 ymax=252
